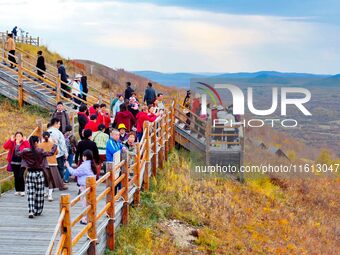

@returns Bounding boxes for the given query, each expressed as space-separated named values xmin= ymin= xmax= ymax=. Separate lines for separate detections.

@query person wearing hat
xmin=118 ymin=123 xmax=128 ymax=143
xmin=38 ymin=132 xmax=65 ymax=201
xmin=71 ymin=74 xmax=83 ymax=108
xmin=124 ymin=81 xmax=134 ymax=100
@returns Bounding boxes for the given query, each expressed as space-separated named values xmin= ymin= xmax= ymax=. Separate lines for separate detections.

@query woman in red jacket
xmin=113 ymin=103 xmax=136 ymax=132
xmin=136 ymin=105 xmax=159 ymax=141
xmin=3 ymin=132 xmax=30 ymax=196
xmin=97 ymin=103 xmax=111 ymax=134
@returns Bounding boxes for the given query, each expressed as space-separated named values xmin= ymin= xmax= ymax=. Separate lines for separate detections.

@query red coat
xmin=3 ymin=139 xmax=30 ymax=171
xmin=114 ymin=110 xmax=136 ymax=132
xmin=84 ymin=120 xmax=98 ymax=132
xmin=88 ymin=106 xmax=98 ymax=117
xmin=97 ymin=112 xmax=111 ymax=129
xmin=136 ymin=112 xmax=157 ymax=133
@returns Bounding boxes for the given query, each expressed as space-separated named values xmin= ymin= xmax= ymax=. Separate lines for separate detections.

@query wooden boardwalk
xmin=0 ymin=182 xmax=108 ymax=255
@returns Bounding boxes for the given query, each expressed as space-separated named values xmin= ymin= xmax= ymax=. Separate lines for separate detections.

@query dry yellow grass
xmin=112 ymin=151 xmax=339 ymax=255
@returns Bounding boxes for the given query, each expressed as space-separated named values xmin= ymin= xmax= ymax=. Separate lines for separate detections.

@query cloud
xmin=0 ymin=0 xmax=339 ymax=73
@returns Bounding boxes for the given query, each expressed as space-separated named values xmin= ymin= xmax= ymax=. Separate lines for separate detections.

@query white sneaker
xmin=44 ymin=193 xmax=48 ymax=198
xmin=20 ymin=192 xmax=25 ymax=197
xmin=48 ymin=195 xmax=54 ymax=202
xmin=14 ymin=192 xmax=20 ymax=196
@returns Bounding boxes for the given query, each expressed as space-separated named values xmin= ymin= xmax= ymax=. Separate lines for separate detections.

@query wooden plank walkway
xmin=0 ymin=182 xmax=107 ymax=255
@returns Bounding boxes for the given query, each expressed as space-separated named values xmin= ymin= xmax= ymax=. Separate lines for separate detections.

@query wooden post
xmin=164 ymin=112 xmax=169 ymax=161
xmin=37 ymin=37 xmax=40 ymax=46
xmin=56 ymin=74 xmax=61 ymax=102
xmin=239 ymin=125 xmax=245 ymax=183
xmin=106 ymin=163 xmax=115 ymax=250
xmin=70 ymin=112 xmax=75 ymax=136
xmin=133 ymin=143 xmax=141 ymax=205
xmin=158 ymin=116 xmax=164 ymax=169
xmin=205 ymin=121 xmax=211 ymax=166
xmin=17 ymin=53 xmax=23 ymax=108
xmin=121 ymin=155 xmax=129 ymax=225
xmin=169 ymin=104 xmax=175 ymax=151
xmin=143 ymin=123 xmax=150 ymax=191
xmin=86 ymin=177 xmax=97 ymax=255
xmin=60 ymin=194 xmax=72 ymax=255
xmin=151 ymin=121 xmax=157 ymax=176
xmin=36 ymin=119 xmax=43 ymax=138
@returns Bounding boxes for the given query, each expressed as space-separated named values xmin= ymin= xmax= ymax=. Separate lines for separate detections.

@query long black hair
xmin=29 ymin=136 xmax=40 ymax=161
xmin=82 ymin=149 xmax=97 ymax=175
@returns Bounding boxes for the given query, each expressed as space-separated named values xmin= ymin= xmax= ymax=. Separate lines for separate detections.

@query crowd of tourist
xmin=3 ymin=81 xmax=165 ymax=220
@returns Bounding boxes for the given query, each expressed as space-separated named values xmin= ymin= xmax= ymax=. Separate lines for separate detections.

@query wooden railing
xmin=0 ymin=48 xmax=99 ymax=110
xmin=14 ymin=47 xmax=110 ymax=106
xmin=0 ymin=31 xmax=40 ymax=46
xmin=46 ymin=102 xmax=176 ymax=255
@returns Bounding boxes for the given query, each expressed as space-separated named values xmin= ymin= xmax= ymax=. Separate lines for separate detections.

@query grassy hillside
xmin=110 ymin=151 xmax=339 ymax=255
xmin=0 ymin=95 xmax=50 ymax=151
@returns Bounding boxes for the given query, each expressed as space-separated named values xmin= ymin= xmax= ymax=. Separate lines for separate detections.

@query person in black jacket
xmin=143 ymin=82 xmax=156 ymax=105
xmin=75 ymin=129 xmax=100 ymax=165
xmin=77 ymin=104 xmax=89 ymax=140
xmin=80 ymin=71 xmax=88 ymax=101
xmin=57 ymin=60 xmax=69 ymax=98
xmin=36 ymin=51 xmax=46 ymax=77
xmin=124 ymin=82 xmax=134 ymax=100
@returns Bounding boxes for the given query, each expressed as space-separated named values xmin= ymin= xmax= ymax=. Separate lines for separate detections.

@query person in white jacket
xmin=48 ymin=118 xmax=68 ymax=183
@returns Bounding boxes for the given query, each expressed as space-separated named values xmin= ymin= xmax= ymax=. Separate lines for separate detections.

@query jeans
xmin=56 ymin=156 xmax=65 ymax=181
xmin=64 ymin=153 xmax=74 ymax=182
xmin=137 ymin=132 xmax=143 ymax=142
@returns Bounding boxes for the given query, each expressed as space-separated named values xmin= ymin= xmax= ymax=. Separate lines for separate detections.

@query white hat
xmin=75 ymin=74 xmax=82 ymax=80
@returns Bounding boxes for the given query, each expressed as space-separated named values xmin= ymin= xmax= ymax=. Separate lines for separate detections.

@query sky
xmin=0 ymin=0 xmax=339 ymax=74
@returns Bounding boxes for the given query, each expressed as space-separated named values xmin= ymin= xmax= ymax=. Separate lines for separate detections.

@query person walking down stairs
xmin=36 ymin=50 xmax=46 ymax=77
xmin=57 ymin=60 xmax=69 ymax=98
xmin=5 ymin=33 xmax=16 ymax=68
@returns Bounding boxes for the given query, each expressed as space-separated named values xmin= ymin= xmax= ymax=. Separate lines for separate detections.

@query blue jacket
xmin=106 ymin=138 xmax=124 ymax=162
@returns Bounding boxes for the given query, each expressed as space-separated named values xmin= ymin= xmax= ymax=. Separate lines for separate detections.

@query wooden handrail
xmin=43 ymin=104 xmax=181 ymax=255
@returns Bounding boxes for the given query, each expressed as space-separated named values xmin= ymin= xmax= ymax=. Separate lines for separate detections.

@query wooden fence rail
xmin=0 ymin=31 xmax=40 ymax=46
xmin=46 ymin=102 xmax=175 ymax=255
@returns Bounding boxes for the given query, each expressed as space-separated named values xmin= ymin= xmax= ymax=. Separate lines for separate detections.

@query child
xmin=38 ymin=132 xmax=65 ymax=201
xmin=65 ymin=149 xmax=96 ymax=224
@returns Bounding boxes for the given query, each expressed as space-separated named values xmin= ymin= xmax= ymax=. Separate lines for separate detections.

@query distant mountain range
xmin=132 ymin=71 xmax=338 ymax=88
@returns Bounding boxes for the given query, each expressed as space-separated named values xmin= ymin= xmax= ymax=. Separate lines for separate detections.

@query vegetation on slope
xmin=0 ymin=95 xmax=49 ymax=184
xmin=110 ymin=150 xmax=339 ymax=255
